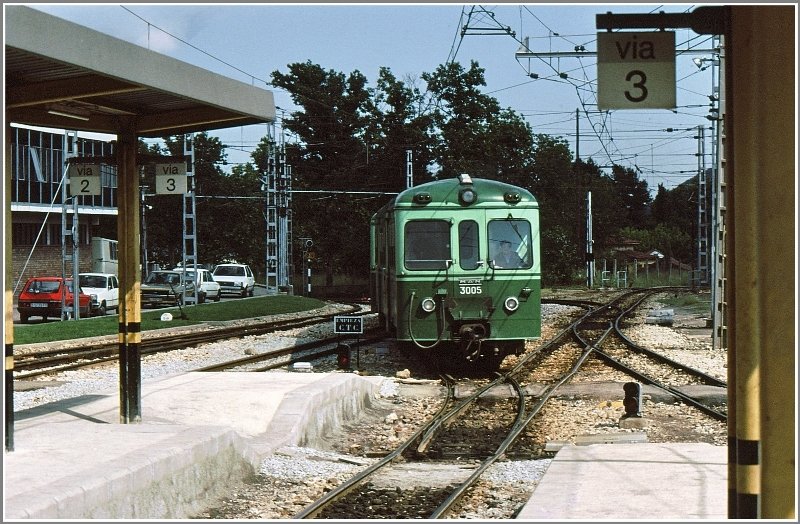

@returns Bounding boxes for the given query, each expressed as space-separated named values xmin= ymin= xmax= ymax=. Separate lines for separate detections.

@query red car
xmin=17 ymin=277 xmax=92 ymax=323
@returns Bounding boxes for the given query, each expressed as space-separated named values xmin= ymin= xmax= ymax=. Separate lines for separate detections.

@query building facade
xmin=9 ymin=126 xmax=118 ymax=297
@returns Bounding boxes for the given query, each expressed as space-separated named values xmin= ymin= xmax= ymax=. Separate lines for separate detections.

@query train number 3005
xmin=459 ymin=285 xmax=482 ymax=295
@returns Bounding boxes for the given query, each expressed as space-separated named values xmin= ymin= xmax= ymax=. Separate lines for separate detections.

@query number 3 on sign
xmin=156 ymin=174 xmax=187 ymax=194
xmin=624 ymin=70 xmax=648 ymax=103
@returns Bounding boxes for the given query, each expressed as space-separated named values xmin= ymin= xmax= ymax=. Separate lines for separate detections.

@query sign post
xmin=597 ymin=31 xmax=676 ymax=110
xmin=333 ymin=316 xmax=363 ymax=369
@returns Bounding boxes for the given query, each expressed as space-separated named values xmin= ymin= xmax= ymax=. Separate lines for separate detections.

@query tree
xmin=365 ymin=67 xmax=436 ymax=192
xmin=421 ymin=61 xmax=533 ymax=182
xmin=141 ymin=133 xmax=268 ymax=276
xmin=271 ymin=62 xmax=376 ymax=283
xmin=609 ymin=165 xmax=652 ymax=228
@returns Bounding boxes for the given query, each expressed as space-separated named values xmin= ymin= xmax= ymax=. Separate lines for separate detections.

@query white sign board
xmin=155 ymin=163 xmax=187 ymax=194
xmin=597 ymin=31 xmax=676 ymax=110
xmin=68 ymin=164 xmax=101 ymax=196
xmin=334 ymin=315 xmax=363 ymax=334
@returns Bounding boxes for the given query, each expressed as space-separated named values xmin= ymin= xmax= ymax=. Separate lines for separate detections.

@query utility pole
xmin=61 ymin=130 xmax=80 ymax=320
xmin=181 ymin=133 xmax=197 ymax=307
xmin=263 ymin=122 xmax=292 ymax=295
xmin=575 ymin=108 xmax=580 ymax=161
xmin=586 ymin=191 xmax=594 ymax=288
xmin=696 ymin=125 xmax=709 ymax=287
xmin=406 ymin=150 xmax=413 ymax=189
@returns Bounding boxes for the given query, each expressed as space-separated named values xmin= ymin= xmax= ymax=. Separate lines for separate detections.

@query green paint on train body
xmin=370 ymin=176 xmax=542 ymax=354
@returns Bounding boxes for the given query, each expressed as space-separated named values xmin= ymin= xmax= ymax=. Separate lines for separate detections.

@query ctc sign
xmin=597 ymin=31 xmax=676 ymax=110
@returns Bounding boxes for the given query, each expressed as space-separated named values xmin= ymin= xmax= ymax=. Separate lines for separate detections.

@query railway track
xmin=13 ymin=304 xmax=364 ymax=378
xmin=291 ymin=288 xmax=727 ymax=518
xmin=13 ymin=289 xmax=726 ymax=519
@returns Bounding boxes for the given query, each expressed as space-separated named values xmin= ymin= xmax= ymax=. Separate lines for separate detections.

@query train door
xmin=385 ymin=214 xmax=396 ymax=333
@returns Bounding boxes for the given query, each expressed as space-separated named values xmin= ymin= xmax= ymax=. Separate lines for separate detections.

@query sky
xmin=17 ymin=3 xmax=720 ymax=194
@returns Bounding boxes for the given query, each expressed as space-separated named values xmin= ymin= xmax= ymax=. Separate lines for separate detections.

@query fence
xmin=593 ymin=257 xmax=694 ymax=288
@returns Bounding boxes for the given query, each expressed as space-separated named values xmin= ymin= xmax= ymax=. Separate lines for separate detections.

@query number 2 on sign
xmin=625 ymin=70 xmax=648 ymax=103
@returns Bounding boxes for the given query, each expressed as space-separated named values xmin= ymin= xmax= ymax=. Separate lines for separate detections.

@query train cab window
xmin=458 ymin=220 xmax=481 ymax=270
xmin=405 ymin=220 xmax=451 ymax=270
xmin=488 ymin=219 xmax=532 ymax=269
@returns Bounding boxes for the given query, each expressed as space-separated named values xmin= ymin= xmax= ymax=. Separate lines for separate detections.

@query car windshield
xmin=145 ymin=272 xmax=180 ymax=285
xmin=26 ymin=280 xmax=61 ymax=293
xmin=214 ymin=266 xmax=244 ymax=276
xmin=80 ymin=275 xmax=106 ymax=288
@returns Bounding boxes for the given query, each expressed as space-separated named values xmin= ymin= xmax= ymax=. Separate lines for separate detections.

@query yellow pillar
xmin=729 ymin=5 xmax=796 ymax=519
xmin=5 ymin=124 xmax=15 ymax=450
xmin=116 ymin=121 xmax=142 ymax=423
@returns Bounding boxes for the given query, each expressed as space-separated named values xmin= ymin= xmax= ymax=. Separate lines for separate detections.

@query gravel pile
xmin=14 ymin=300 xmax=727 ymax=519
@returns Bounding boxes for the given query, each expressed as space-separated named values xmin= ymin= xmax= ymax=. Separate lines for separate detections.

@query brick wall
xmin=11 ymin=246 xmax=93 ymax=299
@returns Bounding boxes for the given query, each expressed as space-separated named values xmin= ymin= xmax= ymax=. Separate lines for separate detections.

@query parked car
xmin=79 ymin=273 xmax=119 ymax=316
xmin=17 ymin=276 xmax=92 ymax=323
xmin=212 ymin=263 xmax=255 ymax=297
xmin=140 ymin=270 xmax=196 ymax=308
xmin=172 ymin=267 xmax=221 ymax=303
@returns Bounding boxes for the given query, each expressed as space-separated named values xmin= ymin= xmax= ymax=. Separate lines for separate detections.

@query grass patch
xmin=657 ymin=291 xmax=712 ymax=314
xmin=13 ymin=295 xmax=327 ymax=345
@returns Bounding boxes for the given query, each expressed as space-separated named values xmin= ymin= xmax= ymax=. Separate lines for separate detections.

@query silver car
xmin=140 ymin=270 xmax=197 ymax=307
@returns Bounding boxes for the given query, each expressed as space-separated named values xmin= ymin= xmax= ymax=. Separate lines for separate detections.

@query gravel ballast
xmin=12 ymin=299 xmax=727 ymax=519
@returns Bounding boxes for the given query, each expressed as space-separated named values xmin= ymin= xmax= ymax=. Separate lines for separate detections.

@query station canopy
xmin=5 ymin=5 xmax=275 ymax=138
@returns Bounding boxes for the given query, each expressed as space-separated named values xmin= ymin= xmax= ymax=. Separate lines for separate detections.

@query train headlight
xmin=421 ymin=297 xmax=436 ymax=313
xmin=459 ymin=188 xmax=476 ymax=205
xmin=413 ymin=192 xmax=432 ymax=204
xmin=504 ymin=296 xmax=520 ymax=312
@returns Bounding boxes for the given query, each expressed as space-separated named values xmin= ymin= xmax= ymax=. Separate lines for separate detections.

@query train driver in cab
xmin=493 ymin=240 xmax=524 ymax=268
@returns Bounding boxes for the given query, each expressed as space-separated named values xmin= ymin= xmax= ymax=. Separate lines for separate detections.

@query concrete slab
xmin=4 ymin=371 xmax=383 ymax=519
xmin=516 ymin=442 xmax=727 ymax=520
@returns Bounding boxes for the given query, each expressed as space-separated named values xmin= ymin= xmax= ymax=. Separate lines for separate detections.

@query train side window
xmin=488 ymin=219 xmax=532 ymax=269
xmin=458 ymin=220 xmax=480 ymax=270
xmin=405 ymin=220 xmax=451 ymax=270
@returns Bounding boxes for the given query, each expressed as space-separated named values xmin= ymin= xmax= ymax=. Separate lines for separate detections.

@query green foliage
xmin=134 ymin=58 xmax=695 ymax=287
xmin=541 ymin=225 xmax=582 ymax=285
xmin=615 ymin=224 xmax=692 ymax=261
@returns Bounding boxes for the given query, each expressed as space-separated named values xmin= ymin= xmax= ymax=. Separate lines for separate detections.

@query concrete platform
xmin=3 ymin=371 xmax=384 ymax=519
xmin=516 ymin=442 xmax=728 ymax=520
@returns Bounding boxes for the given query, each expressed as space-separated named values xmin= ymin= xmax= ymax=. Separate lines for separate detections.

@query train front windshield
xmin=488 ymin=219 xmax=532 ymax=269
xmin=404 ymin=218 xmax=533 ymax=271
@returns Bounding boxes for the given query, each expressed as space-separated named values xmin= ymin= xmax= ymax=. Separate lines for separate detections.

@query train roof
xmin=383 ymin=175 xmax=538 ymax=212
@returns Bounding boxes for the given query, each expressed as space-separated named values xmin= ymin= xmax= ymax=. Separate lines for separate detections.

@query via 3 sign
xmin=597 ymin=31 xmax=675 ymax=110
xmin=155 ymin=163 xmax=188 ymax=194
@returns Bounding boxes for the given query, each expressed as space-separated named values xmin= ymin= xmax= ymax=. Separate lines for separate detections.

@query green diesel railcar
xmin=370 ymin=174 xmax=541 ymax=370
